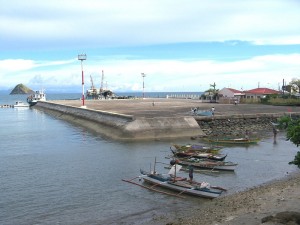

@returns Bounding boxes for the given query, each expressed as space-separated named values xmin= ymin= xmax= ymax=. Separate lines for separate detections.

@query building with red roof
xmin=243 ymin=88 xmax=280 ymax=99
xmin=219 ymin=87 xmax=281 ymax=103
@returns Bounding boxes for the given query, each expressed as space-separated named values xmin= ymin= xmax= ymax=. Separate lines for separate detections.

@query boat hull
xmin=177 ymin=159 xmax=237 ymax=171
xmin=171 ymin=144 xmax=222 ymax=153
xmin=27 ymin=100 xmax=38 ymax=107
xmin=172 ymin=150 xmax=227 ymax=161
xmin=207 ymin=138 xmax=259 ymax=145
xmin=13 ymin=101 xmax=29 ymax=108
xmin=142 ymin=176 xmax=222 ymax=199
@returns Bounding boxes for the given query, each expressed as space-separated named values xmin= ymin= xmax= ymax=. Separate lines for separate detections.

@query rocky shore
xmin=152 ymin=171 xmax=300 ymax=225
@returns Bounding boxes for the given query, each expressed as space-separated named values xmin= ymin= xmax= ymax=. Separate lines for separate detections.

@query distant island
xmin=10 ymin=83 xmax=35 ymax=95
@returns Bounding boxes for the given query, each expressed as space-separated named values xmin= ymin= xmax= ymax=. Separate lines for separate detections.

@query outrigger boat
xmin=205 ymin=138 xmax=259 ymax=145
xmin=175 ymin=158 xmax=237 ymax=171
xmin=171 ymin=144 xmax=222 ymax=153
xmin=122 ymin=158 xmax=226 ymax=199
xmin=170 ymin=148 xmax=227 ymax=161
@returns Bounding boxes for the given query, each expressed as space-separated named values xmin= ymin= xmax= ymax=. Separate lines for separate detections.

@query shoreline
xmin=149 ymin=170 xmax=300 ymax=225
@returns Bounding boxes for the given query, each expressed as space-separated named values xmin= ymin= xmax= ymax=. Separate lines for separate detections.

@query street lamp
xmin=78 ymin=54 xmax=87 ymax=107
xmin=141 ymin=73 xmax=146 ymax=98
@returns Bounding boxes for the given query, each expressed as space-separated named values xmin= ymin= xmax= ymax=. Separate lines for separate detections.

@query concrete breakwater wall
xmin=35 ymin=102 xmax=204 ymax=140
xmin=195 ymin=113 xmax=298 ymax=137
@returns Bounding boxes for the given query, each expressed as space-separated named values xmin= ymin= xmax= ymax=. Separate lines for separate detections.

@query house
xmin=243 ymin=88 xmax=280 ymax=99
xmin=219 ymin=88 xmax=245 ymax=103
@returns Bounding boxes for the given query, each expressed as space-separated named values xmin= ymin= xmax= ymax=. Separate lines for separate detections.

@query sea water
xmin=0 ymin=93 xmax=299 ymax=225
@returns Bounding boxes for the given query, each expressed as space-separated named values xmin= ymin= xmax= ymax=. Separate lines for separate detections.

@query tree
xmin=289 ymin=78 xmax=300 ymax=93
xmin=205 ymin=82 xmax=219 ymax=100
xmin=278 ymin=116 xmax=300 ymax=168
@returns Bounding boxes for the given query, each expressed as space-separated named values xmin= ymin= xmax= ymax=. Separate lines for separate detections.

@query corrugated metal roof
xmin=244 ymin=88 xmax=280 ymax=94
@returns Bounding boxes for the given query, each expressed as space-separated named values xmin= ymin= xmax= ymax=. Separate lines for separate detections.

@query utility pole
xmin=141 ymin=73 xmax=146 ymax=98
xmin=78 ymin=54 xmax=87 ymax=107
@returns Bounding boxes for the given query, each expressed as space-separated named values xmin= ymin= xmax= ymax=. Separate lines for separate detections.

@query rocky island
xmin=10 ymin=83 xmax=34 ymax=95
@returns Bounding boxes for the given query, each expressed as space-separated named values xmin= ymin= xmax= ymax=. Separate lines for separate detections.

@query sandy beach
xmin=151 ymin=171 xmax=300 ymax=225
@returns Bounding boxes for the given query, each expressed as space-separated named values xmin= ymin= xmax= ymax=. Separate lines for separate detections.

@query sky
xmin=1 ymin=0 xmax=300 ymax=93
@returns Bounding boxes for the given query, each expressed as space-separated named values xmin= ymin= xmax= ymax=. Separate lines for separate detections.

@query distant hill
xmin=10 ymin=84 xmax=35 ymax=95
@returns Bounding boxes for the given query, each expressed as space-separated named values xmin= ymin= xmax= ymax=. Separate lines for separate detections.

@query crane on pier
xmin=86 ymin=75 xmax=98 ymax=98
xmin=100 ymin=70 xmax=104 ymax=94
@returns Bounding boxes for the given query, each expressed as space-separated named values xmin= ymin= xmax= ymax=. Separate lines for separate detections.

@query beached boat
xmin=140 ymin=170 xmax=225 ymax=199
xmin=171 ymin=144 xmax=222 ymax=153
xmin=27 ymin=90 xmax=46 ymax=106
xmin=123 ymin=158 xmax=226 ymax=198
xmin=206 ymin=138 xmax=259 ymax=145
xmin=122 ymin=158 xmax=226 ymax=199
xmin=170 ymin=149 xmax=227 ymax=161
xmin=13 ymin=101 xmax=29 ymax=108
xmin=175 ymin=158 xmax=238 ymax=171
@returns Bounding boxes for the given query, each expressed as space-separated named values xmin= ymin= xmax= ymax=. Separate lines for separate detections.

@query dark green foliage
xmin=278 ymin=116 xmax=300 ymax=167
xmin=277 ymin=116 xmax=292 ymax=129
xmin=289 ymin=152 xmax=300 ymax=168
xmin=286 ymin=120 xmax=300 ymax=147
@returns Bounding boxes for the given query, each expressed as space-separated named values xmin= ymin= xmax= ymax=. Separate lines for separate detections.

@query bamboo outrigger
xmin=122 ymin=158 xmax=226 ymax=199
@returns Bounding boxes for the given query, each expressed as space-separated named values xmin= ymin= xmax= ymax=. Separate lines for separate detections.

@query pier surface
xmin=35 ymin=98 xmax=300 ymax=140
xmin=49 ymin=98 xmax=300 ymax=117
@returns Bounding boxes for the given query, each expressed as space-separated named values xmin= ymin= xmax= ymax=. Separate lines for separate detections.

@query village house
xmin=243 ymin=88 xmax=280 ymax=99
xmin=218 ymin=88 xmax=245 ymax=104
xmin=218 ymin=87 xmax=280 ymax=103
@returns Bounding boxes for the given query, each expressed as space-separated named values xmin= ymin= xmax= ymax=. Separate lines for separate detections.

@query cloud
xmin=0 ymin=59 xmax=36 ymax=72
xmin=1 ymin=0 xmax=300 ymax=92
xmin=1 ymin=53 xmax=296 ymax=92
xmin=1 ymin=0 xmax=300 ymax=51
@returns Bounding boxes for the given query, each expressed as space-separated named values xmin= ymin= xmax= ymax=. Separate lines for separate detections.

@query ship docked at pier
xmin=86 ymin=70 xmax=115 ymax=99
xmin=27 ymin=90 xmax=46 ymax=106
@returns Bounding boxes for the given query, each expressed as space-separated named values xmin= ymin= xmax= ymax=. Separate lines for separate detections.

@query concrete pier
xmin=35 ymin=100 xmax=204 ymax=140
xmin=34 ymin=98 xmax=300 ymax=140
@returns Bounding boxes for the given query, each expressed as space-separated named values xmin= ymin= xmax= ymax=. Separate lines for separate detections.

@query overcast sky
xmin=1 ymin=0 xmax=300 ymax=93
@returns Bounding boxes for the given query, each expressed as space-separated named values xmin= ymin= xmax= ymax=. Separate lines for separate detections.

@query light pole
xmin=141 ymin=73 xmax=146 ymax=98
xmin=78 ymin=54 xmax=87 ymax=107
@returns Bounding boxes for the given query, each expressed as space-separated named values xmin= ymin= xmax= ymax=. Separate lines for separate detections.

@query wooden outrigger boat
xmin=205 ymin=138 xmax=260 ymax=145
xmin=170 ymin=148 xmax=227 ymax=161
xmin=175 ymin=158 xmax=238 ymax=171
xmin=171 ymin=144 xmax=222 ymax=153
xmin=122 ymin=158 xmax=226 ymax=199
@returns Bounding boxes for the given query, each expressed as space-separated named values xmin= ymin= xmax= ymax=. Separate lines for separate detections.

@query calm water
xmin=0 ymin=93 xmax=299 ymax=225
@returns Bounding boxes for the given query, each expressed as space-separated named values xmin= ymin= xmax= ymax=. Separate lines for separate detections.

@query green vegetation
xmin=267 ymin=97 xmax=300 ymax=106
xmin=201 ymin=82 xmax=219 ymax=100
xmin=259 ymin=92 xmax=300 ymax=106
xmin=10 ymin=83 xmax=34 ymax=95
xmin=277 ymin=116 xmax=300 ymax=168
xmin=290 ymin=78 xmax=300 ymax=94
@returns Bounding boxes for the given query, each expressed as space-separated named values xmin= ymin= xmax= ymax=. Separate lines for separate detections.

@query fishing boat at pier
xmin=13 ymin=101 xmax=29 ymax=108
xmin=27 ymin=90 xmax=46 ymax=106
